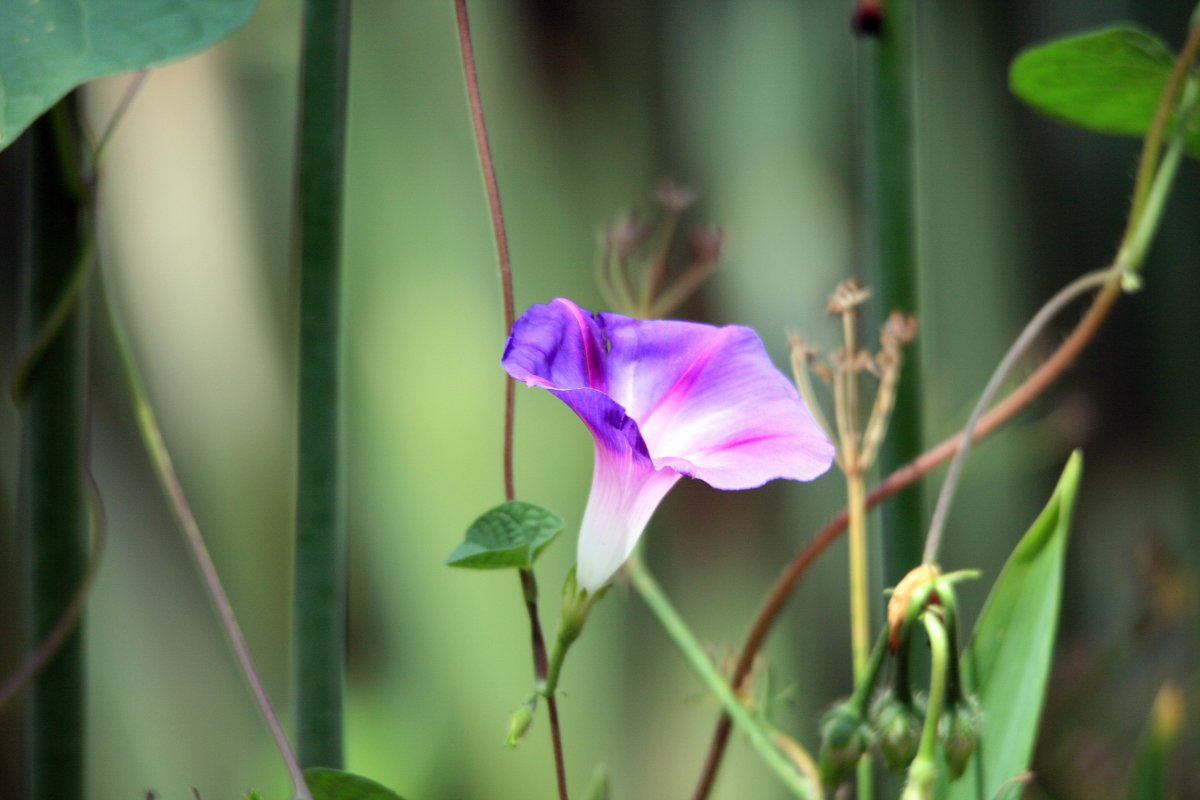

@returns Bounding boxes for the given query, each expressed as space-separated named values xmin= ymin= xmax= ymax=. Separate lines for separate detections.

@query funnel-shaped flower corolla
xmin=502 ymin=298 xmax=835 ymax=591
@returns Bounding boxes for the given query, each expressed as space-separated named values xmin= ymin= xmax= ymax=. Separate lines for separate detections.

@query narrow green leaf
xmin=946 ymin=451 xmax=1083 ymax=800
xmin=0 ymin=0 xmax=258 ymax=149
xmin=1126 ymin=683 xmax=1184 ymax=800
xmin=446 ymin=501 xmax=564 ymax=570
xmin=1009 ymin=26 xmax=1199 ymax=156
xmin=304 ymin=768 xmax=406 ymax=800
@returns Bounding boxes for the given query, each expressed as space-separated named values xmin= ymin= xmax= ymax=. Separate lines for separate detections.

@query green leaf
xmin=304 ymin=768 xmax=406 ymax=800
xmin=1126 ymin=683 xmax=1184 ymax=800
xmin=1009 ymin=26 xmax=1200 ymax=156
xmin=446 ymin=501 xmax=564 ymax=570
xmin=946 ymin=451 xmax=1083 ymax=800
xmin=0 ymin=0 xmax=258 ymax=149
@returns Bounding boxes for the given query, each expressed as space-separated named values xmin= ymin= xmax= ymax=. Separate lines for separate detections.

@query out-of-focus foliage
xmin=1009 ymin=26 xmax=1200 ymax=157
xmin=1125 ymin=683 xmax=1184 ymax=800
xmin=0 ymin=0 xmax=257 ymax=148
xmin=0 ymin=1 xmax=1197 ymax=798
xmin=305 ymin=767 xmax=407 ymax=800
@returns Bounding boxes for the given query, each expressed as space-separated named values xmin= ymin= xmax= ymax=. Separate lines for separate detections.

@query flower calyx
xmin=871 ymin=689 xmax=925 ymax=772
xmin=818 ymin=701 xmax=871 ymax=789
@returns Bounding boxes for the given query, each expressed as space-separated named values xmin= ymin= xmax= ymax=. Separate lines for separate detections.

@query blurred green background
xmin=0 ymin=1 xmax=1197 ymax=797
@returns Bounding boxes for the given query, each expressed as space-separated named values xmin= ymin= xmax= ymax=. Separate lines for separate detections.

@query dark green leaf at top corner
xmin=304 ymin=768 xmax=406 ymax=800
xmin=446 ymin=500 xmax=565 ymax=570
xmin=946 ymin=450 xmax=1082 ymax=800
xmin=1009 ymin=26 xmax=1187 ymax=144
xmin=0 ymin=0 xmax=259 ymax=151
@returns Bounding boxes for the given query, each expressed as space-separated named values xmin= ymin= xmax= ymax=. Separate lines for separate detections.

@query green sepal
xmin=304 ymin=768 xmax=407 ymax=800
xmin=871 ymin=689 xmax=924 ymax=773
xmin=446 ymin=501 xmax=564 ymax=570
xmin=939 ymin=695 xmax=983 ymax=780
xmin=1010 ymin=26 xmax=1200 ymax=158
xmin=818 ymin=701 xmax=869 ymax=789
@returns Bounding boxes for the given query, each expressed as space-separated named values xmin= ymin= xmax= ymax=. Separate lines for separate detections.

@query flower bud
xmin=871 ymin=690 xmax=924 ymax=772
xmin=939 ymin=695 xmax=982 ymax=779
xmin=818 ymin=702 xmax=869 ymax=789
xmin=505 ymin=693 xmax=538 ymax=748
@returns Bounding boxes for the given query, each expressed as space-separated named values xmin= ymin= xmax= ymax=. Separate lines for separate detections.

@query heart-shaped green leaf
xmin=946 ymin=451 xmax=1082 ymax=800
xmin=1010 ymin=26 xmax=1200 ymax=157
xmin=446 ymin=501 xmax=564 ymax=570
xmin=304 ymin=768 xmax=406 ymax=800
xmin=0 ymin=0 xmax=258 ymax=150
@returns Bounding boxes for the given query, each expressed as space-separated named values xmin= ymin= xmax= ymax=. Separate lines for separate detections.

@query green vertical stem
xmin=18 ymin=100 xmax=88 ymax=800
xmin=453 ymin=3 xmax=570 ymax=796
xmin=292 ymin=0 xmax=352 ymax=770
xmin=861 ymin=0 xmax=925 ymax=588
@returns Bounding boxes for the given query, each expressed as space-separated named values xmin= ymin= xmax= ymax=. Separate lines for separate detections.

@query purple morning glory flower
xmin=502 ymin=298 xmax=836 ymax=591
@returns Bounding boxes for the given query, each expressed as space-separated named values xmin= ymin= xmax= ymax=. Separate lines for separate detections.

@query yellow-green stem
xmin=901 ymin=612 xmax=949 ymax=800
xmin=626 ymin=557 xmax=816 ymax=799
xmin=847 ymin=473 xmax=870 ymax=681
xmin=848 ymin=471 xmax=871 ymax=800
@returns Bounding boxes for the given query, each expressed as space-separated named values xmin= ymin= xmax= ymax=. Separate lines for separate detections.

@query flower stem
xmin=846 ymin=470 xmax=872 ymax=800
xmin=921 ymin=268 xmax=1110 ymax=563
xmin=102 ymin=277 xmax=312 ymax=800
xmin=625 ymin=557 xmax=816 ymax=799
xmin=292 ymin=0 xmax=352 ymax=769
xmin=831 ymin=287 xmax=873 ymax=800
xmin=900 ymin=612 xmax=948 ymax=800
xmin=17 ymin=97 xmax=89 ymax=800
xmin=847 ymin=472 xmax=870 ymax=684
xmin=454 ymin=2 xmax=568 ymax=796
xmin=1125 ymin=12 xmax=1200 ymax=231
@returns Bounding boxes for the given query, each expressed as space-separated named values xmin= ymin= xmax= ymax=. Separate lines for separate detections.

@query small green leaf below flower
xmin=1010 ymin=26 xmax=1200 ymax=158
xmin=446 ymin=501 xmax=564 ymax=570
xmin=304 ymin=768 xmax=406 ymax=800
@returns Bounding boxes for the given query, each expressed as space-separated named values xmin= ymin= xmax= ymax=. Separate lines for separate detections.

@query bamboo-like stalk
xmin=18 ymin=100 xmax=89 ymax=800
xmin=292 ymin=0 xmax=352 ymax=769
xmin=860 ymin=0 xmax=925 ymax=590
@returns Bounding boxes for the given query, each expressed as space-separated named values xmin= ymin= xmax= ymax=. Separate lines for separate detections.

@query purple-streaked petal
xmin=502 ymin=298 xmax=609 ymax=394
xmin=610 ymin=318 xmax=835 ymax=489
xmin=503 ymin=298 xmax=834 ymax=490
xmin=576 ymin=445 xmax=681 ymax=592
xmin=502 ymin=298 xmax=836 ymax=589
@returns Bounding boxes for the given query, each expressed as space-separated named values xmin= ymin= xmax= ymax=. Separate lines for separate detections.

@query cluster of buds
xmin=818 ymin=566 xmax=982 ymax=791
xmin=597 ymin=180 xmax=723 ymax=318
